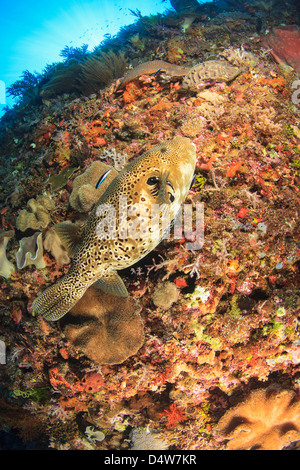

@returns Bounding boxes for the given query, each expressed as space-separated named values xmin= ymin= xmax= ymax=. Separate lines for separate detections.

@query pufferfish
xmin=32 ymin=137 xmax=196 ymax=321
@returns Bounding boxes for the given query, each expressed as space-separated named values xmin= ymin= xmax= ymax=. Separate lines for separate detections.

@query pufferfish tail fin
xmin=32 ymin=270 xmax=128 ymax=321
xmin=32 ymin=273 xmax=88 ymax=321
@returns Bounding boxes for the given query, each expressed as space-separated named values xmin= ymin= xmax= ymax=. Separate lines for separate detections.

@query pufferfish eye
xmin=147 ymin=176 xmax=160 ymax=186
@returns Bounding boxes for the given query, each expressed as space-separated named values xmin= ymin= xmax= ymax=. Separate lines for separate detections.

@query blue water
xmin=2 ymin=0 xmax=299 ymax=116
xmin=0 ymin=0 xmax=169 ymax=113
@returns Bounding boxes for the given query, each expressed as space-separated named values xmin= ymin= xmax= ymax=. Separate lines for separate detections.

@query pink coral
xmin=263 ymin=25 xmax=300 ymax=71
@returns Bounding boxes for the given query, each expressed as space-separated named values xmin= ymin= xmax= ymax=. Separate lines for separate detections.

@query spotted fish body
xmin=32 ymin=137 xmax=196 ymax=321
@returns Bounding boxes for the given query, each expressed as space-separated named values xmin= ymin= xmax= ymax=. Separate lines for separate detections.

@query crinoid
xmin=78 ymin=50 xmax=127 ymax=95
xmin=40 ymin=59 xmax=83 ymax=97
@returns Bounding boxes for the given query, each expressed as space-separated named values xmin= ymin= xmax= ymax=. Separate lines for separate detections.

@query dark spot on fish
xmin=147 ymin=176 xmax=160 ymax=186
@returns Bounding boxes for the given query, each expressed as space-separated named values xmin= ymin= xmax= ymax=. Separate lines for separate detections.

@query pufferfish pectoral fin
xmin=54 ymin=221 xmax=86 ymax=257
xmin=93 ymin=271 xmax=129 ymax=298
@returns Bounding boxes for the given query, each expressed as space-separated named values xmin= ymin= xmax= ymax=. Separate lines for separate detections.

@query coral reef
xmin=48 ymin=166 xmax=77 ymax=192
xmin=128 ymin=33 xmax=146 ymax=52
xmin=78 ymin=51 xmax=127 ymax=95
xmin=151 ymin=282 xmax=179 ymax=309
xmin=41 ymin=51 xmax=127 ymax=98
xmin=69 ymin=162 xmax=118 ymax=212
xmin=217 ymin=387 xmax=300 ymax=450
xmin=170 ymin=0 xmax=202 ymax=15
xmin=220 ymin=46 xmax=259 ymax=68
xmin=179 ymin=108 xmax=207 ymax=137
xmin=41 ymin=59 xmax=83 ymax=97
xmin=182 ymin=60 xmax=243 ymax=92
xmin=0 ymin=230 xmax=15 ymax=279
xmin=1 ymin=0 xmax=300 ymax=450
xmin=251 ymin=0 xmax=282 ymax=12
xmin=85 ymin=426 xmax=105 ymax=443
xmin=16 ymin=232 xmax=46 ymax=269
xmin=62 ymin=287 xmax=144 ymax=365
xmin=16 ymin=195 xmax=55 ymax=232
xmin=130 ymin=427 xmax=169 ymax=450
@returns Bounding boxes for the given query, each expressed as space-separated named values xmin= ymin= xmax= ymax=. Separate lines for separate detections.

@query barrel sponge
xmin=16 ymin=195 xmax=55 ymax=232
xmin=69 ymin=161 xmax=118 ymax=213
xmin=62 ymin=287 xmax=144 ymax=365
xmin=216 ymin=386 xmax=300 ymax=450
xmin=43 ymin=228 xmax=70 ymax=265
xmin=16 ymin=232 xmax=46 ymax=270
xmin=0 ymin=230 xmax=15 ymax=279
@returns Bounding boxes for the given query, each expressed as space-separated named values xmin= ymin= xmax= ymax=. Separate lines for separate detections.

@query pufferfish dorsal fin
xmin=93 ymin=271 xmax=129 ymax=298
xmin=54 ymin=221 xmax=86 ymax=257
